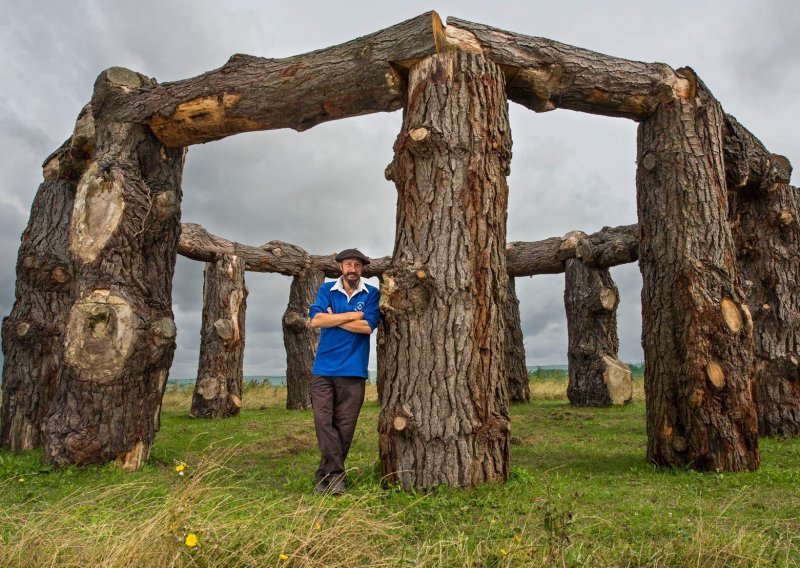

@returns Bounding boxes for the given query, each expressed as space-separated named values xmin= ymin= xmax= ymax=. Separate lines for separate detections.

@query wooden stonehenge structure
xmin=2 ymin=12 xmax=798 ymax=490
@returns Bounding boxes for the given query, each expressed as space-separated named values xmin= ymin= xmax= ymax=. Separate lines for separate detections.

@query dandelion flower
xmin=500 ymin=549 xmax=508 ymax=556
xmin=175 ymin=462 xmax=186 ymax=473
xmin=185 ymin=533 xmax=198 ymax=548
xmin=279 ymin=553 xmax=289 ymax=561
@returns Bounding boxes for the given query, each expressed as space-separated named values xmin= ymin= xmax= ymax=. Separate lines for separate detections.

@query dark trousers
xmin=310 ymin=375 xmax=366 ymax=485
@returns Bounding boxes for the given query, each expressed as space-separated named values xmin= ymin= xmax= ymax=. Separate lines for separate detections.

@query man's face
xmin=340 ymin=259 xmax=364 ymax=285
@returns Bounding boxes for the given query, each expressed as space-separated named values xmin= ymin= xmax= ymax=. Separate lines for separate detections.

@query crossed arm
xmin=310 ymin=308 xmax=373 ymax=334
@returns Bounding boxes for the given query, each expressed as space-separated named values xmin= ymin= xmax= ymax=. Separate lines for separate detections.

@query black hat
xmin=335 ymin=248 xmax=370 ymax=265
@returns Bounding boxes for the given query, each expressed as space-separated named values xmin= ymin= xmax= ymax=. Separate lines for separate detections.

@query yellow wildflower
xmin=314 ymin=522 xmax=321 ymax=530
xmin=513 ymin=535 xmax=522 ymax=543
xmin=500 ymin=548 xmax=508 ymax=556
xmin=490 ymin=518 xmax=497 ymax=525
xmin=17 ymin=478 xmax=25 ymax=483
xmin=175 ymin=462 xmax=186 ymax=473
xmin=185 ymin=533 xmax=198 ymax=548
xmin=279 ymin=553 xmax=289 ymax=561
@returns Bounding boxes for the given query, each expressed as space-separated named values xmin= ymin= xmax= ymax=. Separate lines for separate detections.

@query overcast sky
xmin=1 ymin=0 xmax=798 ymax=378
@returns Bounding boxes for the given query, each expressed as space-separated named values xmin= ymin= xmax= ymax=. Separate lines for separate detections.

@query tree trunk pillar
xmin=730 ymin=182 xmax=800 ymax=436
xmin=636 ymin=68 xmax=759 ymax=471
xmin=505 ymin=278 xmax=530 ymax=402
xmin=564 ymin=258 xmax=632 ymax=406
xmin=190 ymin=255 xmax=247 ymax=418
xmin=1 ymin=107 xmax=93 ymax=450
xmin=282 ymin=269 xmax=323 ymax=410
xmin=43 ymin=68 xmax=186 ymax=469
xmin=379 ymin=52 xmax=512 ymax=490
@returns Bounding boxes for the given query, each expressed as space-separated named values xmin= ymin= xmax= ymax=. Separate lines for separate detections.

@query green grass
xmin=1 ymin=374 xmax=798 ymax=566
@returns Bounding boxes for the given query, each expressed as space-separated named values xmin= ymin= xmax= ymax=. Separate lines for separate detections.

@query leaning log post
xmin=564 ymin=258 xmax=631 ymax=406
xmin=0 ymin=107 xmax=93 ymax=450
xmin=379 ymin=52 xmax=512 ymax=490
xmin=43 ymin=68 xmax=186 ymax=469
xmin=636 ymin=68 xmax=759 ymax=471
xmin=505 ymin=278 xmax=530 ymax=402
xmin=190 ymin=255 xmax=247 ymax=418
xmin=730 ymin=182 xmax=800 ymax=436
xmin=282 ymin=269 xmax=323 ymax=410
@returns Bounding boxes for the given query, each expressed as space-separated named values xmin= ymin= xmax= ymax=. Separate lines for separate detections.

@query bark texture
xmin=636 ymin=69 xmax=759 ymax=471
xmin=93 ymin=14 xmax=445 ymax=147
xmin=730 ymin=183 xmax=800 ymax=436
xmin=1 ymin=106 xmax=93 ymax=450
xmin=505 ymin=279 xmax=530 ymax=402
xmin=180 ymin=221 xmax=638 ymax=277
xmin=190 ymin=255 xmax=247 ymax=418
xmin=564 ymin=259 xmax=631 ymax=407
xmin=445 ymin=17 xmax=690 ymax=119
xmin=379 ymin=53 xmax=512 ymax=490
xmin=283 ymin=269 xmax=323 ymax=410
xmin=43 ymin=69 xmax=186 ymax=469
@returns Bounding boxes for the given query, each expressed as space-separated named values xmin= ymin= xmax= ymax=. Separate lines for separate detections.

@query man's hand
xmin=310 ymin=307 xmax=364 ymax=329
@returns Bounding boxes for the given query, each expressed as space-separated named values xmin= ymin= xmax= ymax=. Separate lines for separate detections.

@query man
xmin=308 ymin=248 xmax=380 ymax=495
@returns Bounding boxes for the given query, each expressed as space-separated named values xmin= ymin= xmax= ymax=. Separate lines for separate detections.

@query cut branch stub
xmin=70 ymin=163 xmax=125 ymax=264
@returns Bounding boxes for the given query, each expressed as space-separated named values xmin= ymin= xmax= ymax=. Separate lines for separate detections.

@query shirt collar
xmin=332 ymin=276 xmax=368 ymax=299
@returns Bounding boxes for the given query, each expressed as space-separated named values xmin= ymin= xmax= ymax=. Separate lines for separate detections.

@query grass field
xmin=1 ymin=373 xmax=798 ymax=567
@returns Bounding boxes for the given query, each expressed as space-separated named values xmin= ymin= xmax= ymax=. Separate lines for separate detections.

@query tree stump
xmin=636 ymin=68 xmax=759 ymax=471
xmin=378 ymin=52 xmax=512 ymax=490
xmin=564 ymin=258 xmax=631 ymax=406
xmin=505 ymin=278 xmax=530 ymax=402
xmin=43 ymin=68 xmax=186 ymax=469
xmin=190 ymin=255 xmax=247 ymax=418
xmin=282 ymin=269 xmax=323 ymax=410
xmin=1 ymin=107 xmax=93 ymax=450
xmin=730 ymin=182 xmax=800 ymax=436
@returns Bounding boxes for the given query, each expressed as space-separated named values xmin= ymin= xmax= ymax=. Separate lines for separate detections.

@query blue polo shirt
xmin=309 ymin=278 xmax=381 ymax=378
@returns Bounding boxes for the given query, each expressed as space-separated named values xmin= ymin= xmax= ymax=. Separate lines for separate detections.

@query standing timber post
xmin=379 ymin=52 xmax=512 ymax=490
xmin=0 ymin=107 xmax=92 ymax=450
xmin=191 ymin=255 xmax=247 ymax=418
xmin=44 ymin=68 xmax=186 ymax=469
xmin=636 ymin=68 xmax=759 ymax=471
xmin=283 ymin=269 xmax=324 ymax=410
xmin=730 ymin=181 xmax=800 ymax=436
xmin=505 ymin=279 xmax=530 ymax=402
xmin=564 ymin=258 xmax=631 ymax=406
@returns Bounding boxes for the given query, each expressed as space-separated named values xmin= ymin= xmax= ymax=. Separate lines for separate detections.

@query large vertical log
xmin=379 ymin=52 xmax=512 ymax=490
xmin=0 ymin=107 xmax=93 ymax=450
xmin=44 ymin=68 xmax=186 ymax=469
xmin=505 ymin=278 xmax=530 ymax=402
xmin=636 ymin=68 xmax=759 ymax=471
xmin=282 ymin=269 xmax=323 ymax=410
xmin=730 ymin=183 xmax=800 ymax=436
xmin=190 ymin=255 xmax=247 ymax=418
xmin=564 ymin=259 xmax=632 ymax=406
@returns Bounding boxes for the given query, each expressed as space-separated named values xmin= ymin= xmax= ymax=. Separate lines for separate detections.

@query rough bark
xmin=180 ymin=221 xmax=638 ymax=277
xmin=636 ymin=68 xmax=759 ymax=471
xmin=379 ymin=53 xmax=512 ymax=490
xmin=730 ymin=184 xmax=800 ymax=436
xmin=190 ymin=255 xmax=247 ymax=418
xmin=505 ymin=279 xmax=530 ymax=402
xmin=43 ymin=69 xmax=185 ymax=469
xmin=91 ymin=13 xmax=446 ymax=147
xmin=445 ymin=17 xmax=690 ymax=119
xmin=564 ymin=259 xmax=632 ymax=407
xmin=1 ymin=107 xmax=93 ymax=450
xmin=282 ymin=269 xmax=323 ymax=410
xmin=723 ymin=115 xmax=792 ymax=194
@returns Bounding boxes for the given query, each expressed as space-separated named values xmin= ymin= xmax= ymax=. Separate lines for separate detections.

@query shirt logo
xmin=355 ymin=302 xmax=365 ymax=310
